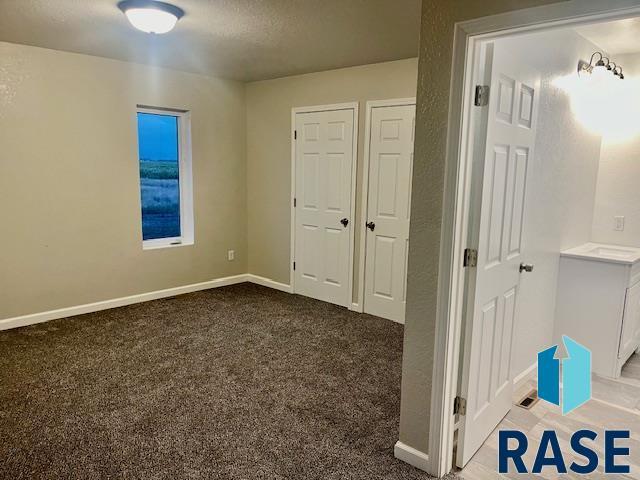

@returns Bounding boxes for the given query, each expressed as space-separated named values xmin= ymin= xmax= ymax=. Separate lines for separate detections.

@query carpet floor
xmin=0 ymin=283 xmax=435 ymax=479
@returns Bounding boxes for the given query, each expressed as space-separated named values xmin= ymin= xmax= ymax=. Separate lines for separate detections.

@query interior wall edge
xmin=393 ymin=441 xmax=430 ymax=473
xmin=245 ymin=274 xmax=293 ymax=293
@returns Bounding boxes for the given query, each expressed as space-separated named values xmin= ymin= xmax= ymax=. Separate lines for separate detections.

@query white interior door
xmin=363 ymin=102 xmax=416 ymax=323
xmin=294 ymin=107 xmax=355 ymax=307
xmin=457 ymin=43 xmax=540 ymax=467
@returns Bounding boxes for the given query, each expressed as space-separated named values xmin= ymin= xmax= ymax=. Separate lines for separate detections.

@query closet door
xmin=363 ymin=102 xmax=415 ymax=324
xmin=294 ymin=107 xmax=356 ymax=307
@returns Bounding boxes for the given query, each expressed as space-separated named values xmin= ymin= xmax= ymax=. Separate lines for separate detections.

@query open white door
xmin=293 ymin=106 xmax=356 ymax=307
xmin=456 ymin=42 xmax=540 ymax=467
xmin=363 ymin=102 xmax=416 ymax=323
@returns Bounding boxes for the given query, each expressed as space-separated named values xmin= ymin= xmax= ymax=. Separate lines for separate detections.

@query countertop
xmin=560 ymin=242 xmax=640 ymax=265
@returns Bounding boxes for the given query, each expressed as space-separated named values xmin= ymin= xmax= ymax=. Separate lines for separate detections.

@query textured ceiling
xmin=0 ymin=0 xmax=421 ymax=82
xmin=575 ymin=18 xmax=640 ymax=56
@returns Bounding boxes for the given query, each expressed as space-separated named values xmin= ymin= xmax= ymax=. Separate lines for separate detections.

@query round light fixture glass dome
xmin=118 ymin=0 xmax=184 ymax=34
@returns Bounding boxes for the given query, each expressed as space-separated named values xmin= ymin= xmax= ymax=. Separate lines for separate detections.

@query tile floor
xmin=458 ymin=354 xmax=640 ymax=479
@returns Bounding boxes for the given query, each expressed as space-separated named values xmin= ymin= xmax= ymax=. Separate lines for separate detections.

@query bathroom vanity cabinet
xmin=555 ymin=243 xmax=640 ymax=378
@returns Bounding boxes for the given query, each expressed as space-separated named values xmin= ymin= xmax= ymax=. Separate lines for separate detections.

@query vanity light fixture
xmin=578 ymin=52 xmax=625 ymax=80
xmin=118 ymin=0 xmax=184 ymax=34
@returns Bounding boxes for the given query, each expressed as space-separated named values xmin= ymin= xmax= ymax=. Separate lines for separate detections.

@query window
xmin=136 ymin=107 xmax=193 ymax=249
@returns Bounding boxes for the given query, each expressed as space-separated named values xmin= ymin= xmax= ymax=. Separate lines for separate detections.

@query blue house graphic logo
xmin=538 ymin=336 xmax=591 ymax=415
xmin=499 ymin=337 xmax=629 ymax=475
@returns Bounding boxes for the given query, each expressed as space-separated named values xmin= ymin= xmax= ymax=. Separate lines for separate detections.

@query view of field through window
xmin=137 ymin=112 xmax=181 ymax=241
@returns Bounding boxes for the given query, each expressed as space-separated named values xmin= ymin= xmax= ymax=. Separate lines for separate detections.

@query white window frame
xmin=136 ymin=105 xmax=194 ymax=250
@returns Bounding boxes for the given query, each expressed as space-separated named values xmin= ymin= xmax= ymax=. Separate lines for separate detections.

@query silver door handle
xmin=519 ymin=263 xmax=534 ymax=273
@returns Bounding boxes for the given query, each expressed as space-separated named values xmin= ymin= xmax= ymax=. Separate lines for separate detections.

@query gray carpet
xmin=0 ymin=283 xmax=434 ymax=479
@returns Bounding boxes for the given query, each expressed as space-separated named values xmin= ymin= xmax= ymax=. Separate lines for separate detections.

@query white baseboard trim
xmin=349 ymin=302 xmax=362 ymax=312
xmin=246 ymin=274 xmax=293 ymax=293
xmin=0 ymin=272 xmax=352 ymax=332
xmin=0 ymin=274 xmax=249 ymax=332
xmin=514 ymin=362 xmax=537 ymax=389
xmin=394 ymin=441 xmax=430 ymax=472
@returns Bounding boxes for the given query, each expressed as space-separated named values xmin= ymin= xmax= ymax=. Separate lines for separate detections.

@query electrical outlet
xmin=614 ymin=216 xmax=625 ymax=232
xmin=227 ymin=250 xmax=235 ymax=261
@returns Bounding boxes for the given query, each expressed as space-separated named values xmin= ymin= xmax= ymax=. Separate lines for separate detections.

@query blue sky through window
xmin=137 ymin=112 xmax=181 ymax=241
xmin=138 ymin=113 xmax=179 ymax=161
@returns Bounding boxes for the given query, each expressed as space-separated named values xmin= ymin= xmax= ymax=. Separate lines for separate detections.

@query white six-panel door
xmin=363 ymin=102 xmax=416 ymax=323
xmin=293 ymin=107 xmax=356 ymax=307
xmin=456 ymin=43 xmax=540 ymax=467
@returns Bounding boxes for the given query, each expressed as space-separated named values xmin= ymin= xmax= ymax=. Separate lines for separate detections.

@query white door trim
xmin=429 ymin=1 xmax=640 ymax=477
xmin=290 ymin=102 xmax=359 ymax=307
xmin=355 ymin=98 xmax=416 ymax=314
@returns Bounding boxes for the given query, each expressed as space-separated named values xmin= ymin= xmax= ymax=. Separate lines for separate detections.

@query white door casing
xmin=292 ymin=105 xmax=357 ymax=307
xmin=456 ymin=42 xmax=540 ymax=467
xmin=362 ymin=101 xmax=416 ymax=323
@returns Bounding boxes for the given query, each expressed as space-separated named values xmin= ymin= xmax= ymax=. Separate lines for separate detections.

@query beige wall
xmin=401 ymin=0 xmax=565 ymax=455
xmin=245 ymin=59 xmax=418 ymax=298
xmin=0 ymin=41 xmax=247 ymax=319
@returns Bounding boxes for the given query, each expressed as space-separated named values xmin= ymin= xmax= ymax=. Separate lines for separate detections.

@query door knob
xmin=366 ymin=221 xmax=376 ymax=231
xmin=519 ymin=263 xmax=534 ymax=273
xmin=340 ymin=218 xmax=349 ymax=227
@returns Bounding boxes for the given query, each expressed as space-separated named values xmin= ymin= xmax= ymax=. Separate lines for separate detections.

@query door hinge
xmin=474 ymin=85 xmax=490 ymax=107
xmin=293 ymin=261 xmax=296 ymax=271
xmin=294 ymin=130 xmax=297 ymax=140
xmin=454 ymin=396 xmax=467 ymax=416
xmin=463 ymin=248 xmax=478 ymax=268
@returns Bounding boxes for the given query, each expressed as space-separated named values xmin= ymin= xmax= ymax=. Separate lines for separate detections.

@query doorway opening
xmin=430 ymin=3 xmax=640 ymax=478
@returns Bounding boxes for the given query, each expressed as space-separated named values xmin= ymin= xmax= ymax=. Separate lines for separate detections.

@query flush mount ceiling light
xmin=118 ymin=0 xmax=184 ymax=34
xmin=578 ymin=52 xmax=625 ymax=80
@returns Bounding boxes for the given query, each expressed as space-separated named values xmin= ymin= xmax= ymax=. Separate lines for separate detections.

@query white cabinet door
xmin=456 ymin=42 xmax=540 ymax=468
xmin=294 ymin=108 xmax=355 ymax=307
xmin=363 ymin=103 xmax=415 ymax=323
xmin=619 ymin=282 xmax=640 ymax=360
